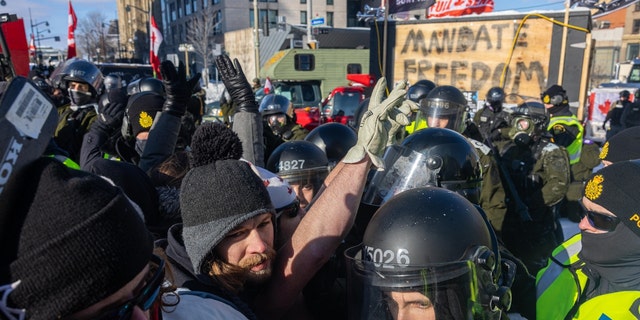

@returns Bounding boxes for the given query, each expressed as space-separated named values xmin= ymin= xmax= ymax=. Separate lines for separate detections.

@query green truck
xmin=259 ymin=48 xmax=370 ymax=109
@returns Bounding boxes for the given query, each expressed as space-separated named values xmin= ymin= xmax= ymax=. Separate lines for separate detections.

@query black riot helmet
xmin=260 ymin=94 xmax=292 ymax=131
xmin=362 ymin=127 xmax=482 ymax=206
xmin=505 ymin=101 xmax=549 ymax=147
xmin=127 ymin=77 xmax=166 ymax=97
xmin=259 ymin=93 xmax=291 ymax=116
xmin=304 ymin=122 xmax=357 ymax=167
xmin=60 ymin=58 xmax=103 ymax=97
xmin=417 ymin=85 xmax=468 ymax=133
xmin=266 ymin=140 xmax=330 ymax=194
xmin=406 ymin=79 xmax=436 ymax=103
xmin=620 ymin=89 xmax=631 ymax=100
xmin=103 ymin=74 xmax=124 ymax=93
xmin=486 ymin=87 xmax=505 ymax=112
xmin=345 ymin=187 xmax=512 ymax=320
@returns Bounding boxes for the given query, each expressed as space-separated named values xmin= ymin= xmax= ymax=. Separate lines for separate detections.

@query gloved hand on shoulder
xmin=160 ymin=60 xmax=202 ymax=117
xmin=215 ymin=54 xmax=259 ymax=114
xmin=342 ymin=78 xmax=416 ymax=169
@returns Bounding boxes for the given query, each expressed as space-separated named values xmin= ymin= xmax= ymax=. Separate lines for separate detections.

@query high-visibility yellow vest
xmin=46 ymin=154 xmax=80 ymax=170
xmin=547 ymin=115 xmax=584 ymax=165
xmin=537 ymin=233 xmax=640 ymax=319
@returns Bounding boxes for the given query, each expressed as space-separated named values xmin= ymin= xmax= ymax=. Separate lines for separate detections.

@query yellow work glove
xmin=342 ymin=78 xmax=416 ymax=169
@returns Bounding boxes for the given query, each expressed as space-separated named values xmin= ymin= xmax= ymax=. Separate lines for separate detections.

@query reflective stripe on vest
xmin=536 ymin=233 xmax=586 ymax=319
xmin=547 ymin=116 xmax=584 ymax=164
xmin=536 ymin=233 xmax=582 ymax=297
xmin=47 ymin=154 xmax=80 ymax=170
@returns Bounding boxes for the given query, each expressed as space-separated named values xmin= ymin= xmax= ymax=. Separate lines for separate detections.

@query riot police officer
xmin=304 ymin=122 xmax=357 ymax=168
xmin=542 ymin=84 xmax=600 ymax=223
xmin=404 ymin=79 xmax=436 ymax=136
xmin=345 ymin=187 xmax=512 ymax=320
xmin=474 ymin=86 xmax=510 ymax=142
xmin=260 ymin=93 xmax=309 ymax=159
xmin=602 ymin=90 xmax=628 ymax=140
xmin=53 ymin=58 xmax=103 ymax=162
xmin=266 ymin=140 xmax=329 ymax=209
xmin=494 ymin=101 xmax=570 ymax=275
xmin=417 ymin=85 xmax=509 ymax=234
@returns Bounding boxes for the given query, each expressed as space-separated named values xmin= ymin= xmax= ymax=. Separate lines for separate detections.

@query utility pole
xmin=254 ymin=0 xmax=260 ymax=78
xmin=307 ymin=0 xmax=313 ymax=48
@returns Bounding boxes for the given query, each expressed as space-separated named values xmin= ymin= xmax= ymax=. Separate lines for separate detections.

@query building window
xmin=186 ymin=0 xmax=192 ymax=15
xmin=327 ymin=0 xmax=333 ymax=5
xmin=301 ymin=0 xmax=306 ymax=3
xmin=295 ymin=54 xmax=314 ymax=71
xmin=347 ymin=63 xmax=362 ymax=74
xmin=636 ymin=2 xmax=640 ymax=11
xmin=634 ymin=19 xmax=640 ymax=34
xmin=327 ymin=12 xmax=333 ymax=27
xmin=171 ymin=3 xmax=177 ymax=21
xmin=213 ymin=0 xmax=220 ymax=4
xmin=214 ymin=10 xmax=222 ymax=34
xmin=177 ymin=0 xmax=183 ymax=18
xmin=628 ymin=44 xmax=640 ymax=61
xmin=301 ymin=11 xmax=307 ymax=24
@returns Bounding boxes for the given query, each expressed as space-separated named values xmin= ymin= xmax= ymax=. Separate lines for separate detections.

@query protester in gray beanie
xmin=180 ymin=159 xmax=275 ymax=275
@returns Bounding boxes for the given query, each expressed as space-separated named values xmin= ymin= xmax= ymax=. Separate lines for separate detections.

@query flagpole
xmin=558 ymin=0 xmax=570 ymax=85
xmin=382 ymin=0 xmax=388 ymax=79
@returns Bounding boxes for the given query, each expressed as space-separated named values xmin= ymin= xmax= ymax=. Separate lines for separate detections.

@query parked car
xmin=320 ymin=86 xmax=365 ymax=127
xmin=95 ymin=62 xmax=154 ymax=87
xmin=255 ymin=80 xmax=323 ymax=131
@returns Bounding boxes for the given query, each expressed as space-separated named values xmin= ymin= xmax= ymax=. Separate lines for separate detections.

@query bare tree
xmin=77 ymin=11 xmax=117 ymax=62
xmin=186 ymin=6 xmax=222 ymax=82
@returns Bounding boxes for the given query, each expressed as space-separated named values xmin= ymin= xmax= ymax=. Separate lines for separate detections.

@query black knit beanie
xmin=583 ymin=159 xmax=640 ymax=239
xmin=5 ymin=158 xmax=154 ymax=319
xmin=600 ymin=126 xmax=640 ymax=163
xmin=180 ymin=159 xmax=274 ymax=275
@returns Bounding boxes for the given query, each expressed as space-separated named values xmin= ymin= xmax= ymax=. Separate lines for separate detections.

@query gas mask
xmin=507 ymin=117 xmax=534 ymax=147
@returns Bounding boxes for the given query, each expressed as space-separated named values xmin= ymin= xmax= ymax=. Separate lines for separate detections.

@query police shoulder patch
xmin=467 ymin=138 xmax=491 ymax=155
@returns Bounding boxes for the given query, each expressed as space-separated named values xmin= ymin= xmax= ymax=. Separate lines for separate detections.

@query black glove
xmin=95 ymin=102 xmax=126 ymax=134
xmin=160 ymin=60 xmax=202 ymax=117
xmin=215 ymin=54 xmax=259 ymax=113
xmin=602 ymin=123 xmax=607 ymax=130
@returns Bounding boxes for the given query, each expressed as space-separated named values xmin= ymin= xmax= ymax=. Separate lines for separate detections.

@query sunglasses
xmin=579 ymin=202 xmax=621 ymax=232
xmin=94 ymin=254 xmax=165 ymax=320
xmin=276 ymin=198 xmax=300 ymax=218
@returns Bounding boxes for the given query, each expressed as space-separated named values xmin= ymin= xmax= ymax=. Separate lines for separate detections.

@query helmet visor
xmin=345 ymin=246 xmax=488 ymax=320
xmin=362 ymin=145 xmax=440 ymax=206
xmin=417 ymin=100 xmax=466 ymax=132
xmin=280 ymin=167 xmax=329 ymax=191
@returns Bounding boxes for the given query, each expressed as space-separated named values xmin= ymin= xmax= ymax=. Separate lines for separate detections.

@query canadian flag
xmin=67 ymin=0 xmax=77 ymax=59
xmin=264 ymin=77 xmax=273 ymax=94
xmin=149 ymin=9 xmax=163 ymax=79
xmin=29 ymin=33 xmax=36 ymax=58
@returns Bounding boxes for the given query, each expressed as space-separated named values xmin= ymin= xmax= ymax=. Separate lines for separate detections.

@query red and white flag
xmin=29 ymin=33 xmax=36 ymax=58
xmin=67 ymin=0 xmax=77 ymax=59
xmin=264 ymin=77 xmax=273 ymax=94
xmin=149 ymin=10 xmax=163 ymax=79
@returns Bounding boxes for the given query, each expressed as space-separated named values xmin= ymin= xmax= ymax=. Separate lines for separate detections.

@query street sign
xmin=311 ymin=17 xmax=325 ymax=26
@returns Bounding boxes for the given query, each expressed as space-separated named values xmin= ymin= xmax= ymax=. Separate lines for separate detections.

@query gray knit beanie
xmin=180 ymin=159 xmax=275 ymax=275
